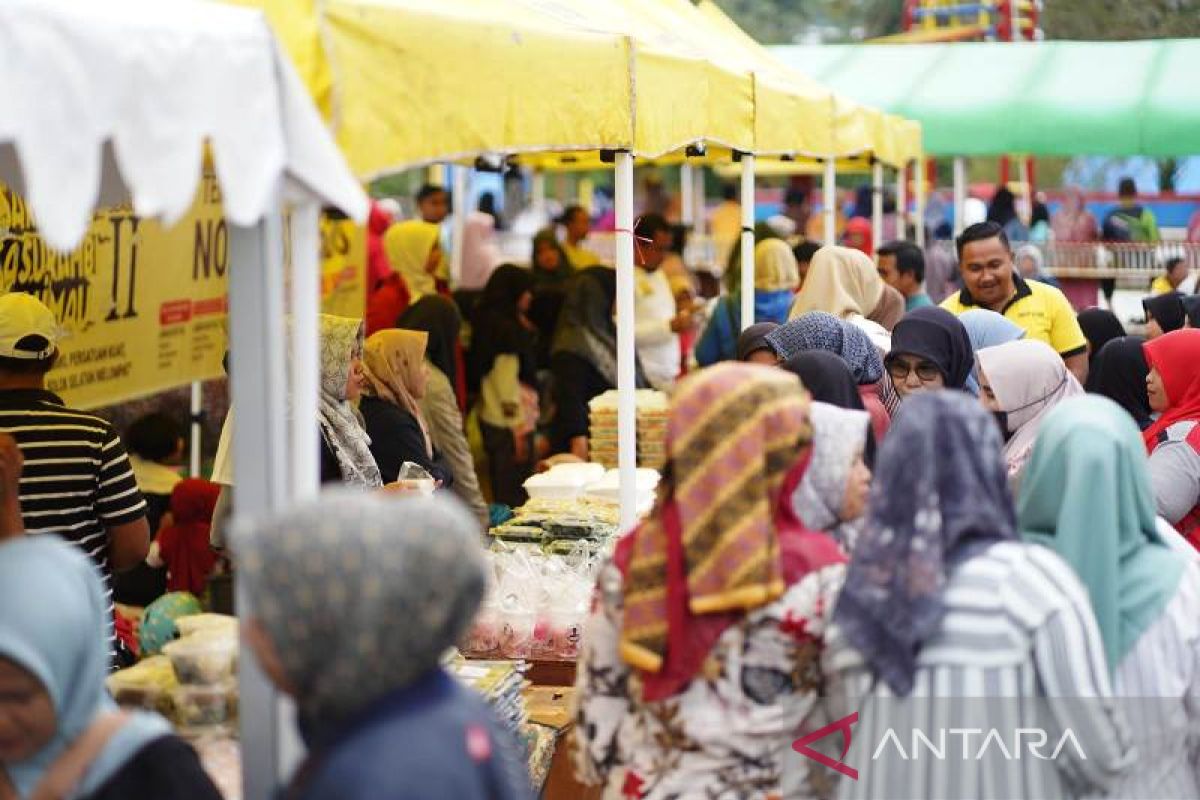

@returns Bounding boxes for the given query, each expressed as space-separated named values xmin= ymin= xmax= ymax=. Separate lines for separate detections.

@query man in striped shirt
xmin=0 ymin=293 xmax=150 ymax=663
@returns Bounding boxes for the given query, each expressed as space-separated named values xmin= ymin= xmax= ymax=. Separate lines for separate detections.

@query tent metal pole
xmin=871 ymin=160 xmax=884 ymax=256
xmin=953 ymin=156 xmax=967 ymax=237
xmin=740 ymin=154 xmax=756 ymax=330
xmin=228 ymin=202 xmax=293 ymax=800
xmin=823 ymin=159 xmax=837 ymax=245
xmin=450 ymin=166 xmax=469 ymax=287
xmin=578 ymin=177 xmax=595 ymax=215
xmin=288 ymin=203 xmax=321 ymax=501
xmin=531 ymin=169 xmax=546 ymax=219
xmin=189 ymin=382 xmax=202 ymax=478
xmin=896 ymin=161 xmax=908 ymax=242
xmin=680 ymin=163 xmax=694 ymax=228
xmin=614 ymin=151 xmax=638 ymax=533
xmin=915 ymin=157 xmax=927 ymax=245
xmin=1017 ymin=155 xmax=1032 ymax=225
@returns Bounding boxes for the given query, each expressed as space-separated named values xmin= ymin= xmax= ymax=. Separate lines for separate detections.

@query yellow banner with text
xmin=0 ymin=171 xmax=366 ymax=409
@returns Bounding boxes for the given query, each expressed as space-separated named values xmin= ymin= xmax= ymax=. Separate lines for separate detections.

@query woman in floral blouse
xmin=573 ymin=363 xmax=848 ymax=799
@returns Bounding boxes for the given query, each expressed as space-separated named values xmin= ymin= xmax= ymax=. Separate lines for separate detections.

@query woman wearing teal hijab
xmin=0 ymin=537 xmax=220 ymax=800
xmin=1020 ymin=395 xmax=1200 ymax=798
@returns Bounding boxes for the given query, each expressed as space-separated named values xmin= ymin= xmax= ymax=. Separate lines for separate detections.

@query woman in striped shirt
xmin=1020 ymin=395 xmax=1200 ymax=799
xmin=796 ymin=392 xmax=1133 ymax=800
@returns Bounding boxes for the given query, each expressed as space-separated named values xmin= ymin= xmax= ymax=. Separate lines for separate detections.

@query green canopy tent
xmin=772 ymin=40 xmax=1200 ymax=235
xmin=771 ymin=40 xmax=1200 ymax=156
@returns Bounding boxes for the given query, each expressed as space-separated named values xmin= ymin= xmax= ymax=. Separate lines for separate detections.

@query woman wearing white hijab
xmin=791 ymin=402 xmax=873 ymax=553
xmin=976 ymin=339 xmax=1084 ymax=484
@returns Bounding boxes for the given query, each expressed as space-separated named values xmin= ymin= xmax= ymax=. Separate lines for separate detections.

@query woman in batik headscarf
xmin=235 ymin=492 xmax=529 ymax=800
xmin=797 ymin=392 xmax=1132 ymax=800
xmin=573 ymin=363 xmax=846 ymax=799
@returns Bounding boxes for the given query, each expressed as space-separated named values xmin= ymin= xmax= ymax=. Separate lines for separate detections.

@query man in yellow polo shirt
xmin=942 ymin=221 xmax=1089 ymax=384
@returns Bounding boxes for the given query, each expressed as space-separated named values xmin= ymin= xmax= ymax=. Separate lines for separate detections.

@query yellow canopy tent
xmin=233 ymin=0 xmax=759 ymax=177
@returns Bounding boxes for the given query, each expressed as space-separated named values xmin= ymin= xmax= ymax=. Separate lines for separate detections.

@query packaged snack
xmin=174 ymin=614 xmax=238 ymax=638
xmin=462 ymin=603 xmax=503 ymax=658
xmin=172 ymin=681 xmax=235 ymax=727
xmin=107 ymin=656 xmax=178 ymax=715
xmin=164 ymin=635 xmax=237 ymax=685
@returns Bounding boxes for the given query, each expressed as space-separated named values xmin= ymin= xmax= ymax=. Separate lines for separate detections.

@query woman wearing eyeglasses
xmin=884 ymin=307 xmax=976 ymax=401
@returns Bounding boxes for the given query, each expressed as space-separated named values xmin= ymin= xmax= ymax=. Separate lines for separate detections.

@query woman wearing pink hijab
xmin=1051 ymin=188 xmax=1098 ymax=242
xmin=458 ymin=211 xmax=503 ymax=291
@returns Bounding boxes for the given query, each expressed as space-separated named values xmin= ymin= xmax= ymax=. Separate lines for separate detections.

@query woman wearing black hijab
xmin=550 ymin=267 xmax=647 ymax=459
xmin=471 ymin=265 xmax=540 ymax=506
xmin=1076 ymin=307 xmax=1126 ymax=369
xmin=780 ymin=351 xmax=877 ymax=466
xmin=1142 ymin=292 xmax=1186 ymax=339
xmin=398 ymin=295 xmax=464 ymax=402
xmin=1183 ymin=295 xmax=1200 ymax=329
xmin=736 ymin=322 xmax=780 ymax=363
xmin=884 ymin=307 xmax=975 ymax=400
xmin=1086 ymin=336 xmax=1153 ymax=430
xmin=780 ymin=350 xmax=866 ymax=411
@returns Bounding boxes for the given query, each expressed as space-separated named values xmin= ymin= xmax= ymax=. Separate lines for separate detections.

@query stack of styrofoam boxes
xmin=636 ymin=391 xmax=669 ymax=470
xmin=587 ymin=390 xmax=669 ymax=470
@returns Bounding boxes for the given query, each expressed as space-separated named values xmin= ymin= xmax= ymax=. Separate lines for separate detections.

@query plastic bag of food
xmin=164 ymin=635 xmax=237 ymax=685
xmin=394 ymin=462 xmax=436 ymax=495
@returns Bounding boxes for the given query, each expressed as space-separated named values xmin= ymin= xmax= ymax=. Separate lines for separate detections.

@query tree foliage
xmin=1043 ymin=0 xmax=1200 ymax=40
xmin=716 ymin=0 xmax=1200 ymax=43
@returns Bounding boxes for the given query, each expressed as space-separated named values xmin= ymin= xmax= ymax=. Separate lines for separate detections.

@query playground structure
xmin=892 ymin=0 xmax=1043 ymax=42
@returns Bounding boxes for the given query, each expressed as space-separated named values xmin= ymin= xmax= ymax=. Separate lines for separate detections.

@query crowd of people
xmin=4 ymin=174 xmax=1200 ymax=799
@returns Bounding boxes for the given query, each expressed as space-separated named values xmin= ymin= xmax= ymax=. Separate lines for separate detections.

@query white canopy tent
xmin=0 ymin=1 xmax=367 ymax=796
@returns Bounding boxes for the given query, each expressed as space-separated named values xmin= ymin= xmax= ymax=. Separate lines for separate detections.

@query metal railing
xmin=927 ymin=240 xmax=1200 ymax=282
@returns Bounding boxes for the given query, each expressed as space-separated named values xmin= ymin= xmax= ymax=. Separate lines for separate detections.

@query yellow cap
xmin=0 ymin=293 xmax=60 ymax=360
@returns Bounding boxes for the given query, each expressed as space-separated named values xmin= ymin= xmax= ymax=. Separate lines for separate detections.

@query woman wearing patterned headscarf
xmin=1019 ymin=395 xmax=1200 ymax=800
xmin=573 ymin=364 xmax=846 ymax=799
xmin=800 ymin=392 xmax=1132 ymax=800
xmin=316 ymin=315 xmax=382 ymax=488
xmin=694 ymin=239 xmax=799 ymax=366
xmin=234 ymin=492 xmax=529 ymax=800
xmin=766 ymin=312 xmax=892 ymax=440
